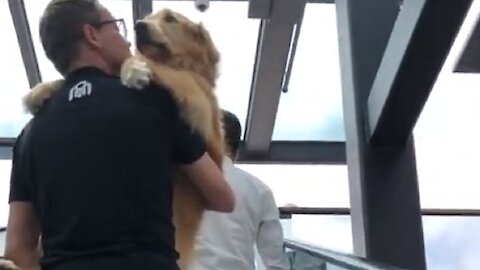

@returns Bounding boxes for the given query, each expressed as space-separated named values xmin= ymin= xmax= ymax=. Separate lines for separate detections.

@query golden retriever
xmin=122 ymin=9 xmax=225 ymax=269
xmin=6 ymin=8 xmax=224 ymax=270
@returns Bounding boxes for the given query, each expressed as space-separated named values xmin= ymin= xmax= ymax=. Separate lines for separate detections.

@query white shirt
xmin=190 ymin=158 xmax=287 ymax=270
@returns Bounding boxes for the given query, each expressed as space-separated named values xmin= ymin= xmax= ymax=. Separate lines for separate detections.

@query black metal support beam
xmin=133 ymin=0 xmax=153 ymax=22
xmin=0 ymin=140 xmax=346 ymax=163
xmin=237 ymin=141 xmax=346 ymax=164
xmin=278 ymin=206 xmax=480 ymax=218
xmin=367 ymin=0 xmax=473 ymax=146
xmin=248 ymin=0 xmax=271 ymax=19
xmin=244 ymin=0 xmax=306 ymax=154
xmin=336 ymin=0 xmax=427 ymax=269
xmin=9 ymin=0 xmax=41 ymax=88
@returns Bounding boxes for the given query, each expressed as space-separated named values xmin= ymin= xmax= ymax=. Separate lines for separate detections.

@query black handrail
xmin=284 ymin=238 xmax=409 ymax=270
xmin=279 ymin=207 xmax=480 ymax=218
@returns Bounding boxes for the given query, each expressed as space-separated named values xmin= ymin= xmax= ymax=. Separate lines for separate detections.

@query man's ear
xmin=81 ymin=24 xmax=101 ymax=49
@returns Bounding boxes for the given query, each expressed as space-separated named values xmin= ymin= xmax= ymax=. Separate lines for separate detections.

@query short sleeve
xmin=141 ymin=84 xmax=206 ymax=164
xmin=9 ymin=122 xmax=35 ymax=202
xmin=261 ymin=188 xmax=280 ymax=221
xmin=172 ymin=119 xmax=206 ymax=165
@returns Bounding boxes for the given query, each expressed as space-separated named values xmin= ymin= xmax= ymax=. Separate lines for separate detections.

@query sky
xmin=1 ymin=1 xmax=480 ymax=269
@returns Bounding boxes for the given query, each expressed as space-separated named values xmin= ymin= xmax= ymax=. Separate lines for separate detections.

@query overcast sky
xmin=1 ymin=1 xmax=480 ymax=269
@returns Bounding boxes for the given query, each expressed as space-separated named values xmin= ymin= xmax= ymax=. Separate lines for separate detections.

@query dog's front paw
xmin=0 ymin=259 xmax=21 ymax=270
xmin=121 ymin=58 xmax=152 ymax=90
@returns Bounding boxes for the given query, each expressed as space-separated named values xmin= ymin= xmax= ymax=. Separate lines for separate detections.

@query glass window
xmin=423 ymin=216 xmax=480 ymax=270
xmin=152 ymin=1 xmax=259 ymax=128
xmin=414 ymin=1 xmax=480 ymax=209
xmin=0 ymin=230 xmax=5 ymax=255
xmin=272 ymin=3 xmax=345 ymax=141
xmin=0 ymin=160 xmax=11 ymax=228
xmin=25 ymin=0 xmax=134 ymax=82
xmin=25 ymin=0 xmax=257 ymax=129
xmin=101 ymin=0 xmax=135 ymax=44
xmin=282 ymin=215 xmax=480 ymax=270
xmin=285 ymin=215 xmax=353 ymax=254
xmin=0 ymin=1 xmax=32 ymax=138
xmin=238 ymin=164 xmax=350 ymax=208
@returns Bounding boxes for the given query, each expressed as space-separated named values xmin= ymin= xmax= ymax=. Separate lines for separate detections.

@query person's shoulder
xmin=230 ymin=165 xmax=273 ymax=194
xmin=96 ymin=75 xmax=180 ymax=113
xmin=12 ymin=119 xmax=35 ymax=155
xmin=139 ymin=83 xmax=181 ymax=116
xmin=141 ymin=83 xmax=177 ymax=104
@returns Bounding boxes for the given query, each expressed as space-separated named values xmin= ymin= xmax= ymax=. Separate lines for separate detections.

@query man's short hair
xmin=40 ymin=0 xmax=102 ymax=75
xmin=222 ymin=110 xmax=241 ymax=157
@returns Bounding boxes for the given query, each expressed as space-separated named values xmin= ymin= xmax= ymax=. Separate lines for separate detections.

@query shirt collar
xmin=66 ymin=67 xmax=115 ymax=81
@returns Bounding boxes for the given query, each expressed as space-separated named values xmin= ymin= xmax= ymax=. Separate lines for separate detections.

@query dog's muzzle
xmin=134 ymin=21 xmax=169 ymax=54
xmin=134 ymin=21 xmax=150 ymax=48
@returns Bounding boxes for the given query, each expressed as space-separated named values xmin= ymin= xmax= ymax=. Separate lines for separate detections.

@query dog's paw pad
xmin=121 ymin=59 xmax=152 ymax=90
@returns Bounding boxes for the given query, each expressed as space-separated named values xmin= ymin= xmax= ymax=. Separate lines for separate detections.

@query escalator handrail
xmin=284 ymin=238 xmax=409 ymax=270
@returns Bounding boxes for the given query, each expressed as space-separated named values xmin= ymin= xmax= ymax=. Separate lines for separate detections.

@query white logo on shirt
xmin=68 ymin=80 xmax=92 ymax=101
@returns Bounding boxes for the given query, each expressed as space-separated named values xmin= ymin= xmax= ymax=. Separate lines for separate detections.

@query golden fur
xmin=20 ymin=8 xmax=224 ymax=269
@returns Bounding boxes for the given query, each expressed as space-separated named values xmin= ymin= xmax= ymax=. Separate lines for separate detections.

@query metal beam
xmin=248 ymin=0 xmax=272 ymax=19
xmin=455 ymin=6 xmax=480 ymax=73
xmin=0 ymin=138 xmax=16 ymax=146
xmin=237 ymin=141 xmax=346 ymax=164
xmin=133 ymin=0 xmax=152 ymax=22
xmin=336 ymin=0 xmax=427 ymax=269
xmin=9 ymin=0 xmax=41 ymax=88
xmin=0 ymin=146 xmax=12 ymax=160
xmin=0 ymin=141 xmax=346 ymax=163
xmin=244 ymin=0 xmax=306 ymax=154
xmin=367 ymin=0 xmax=473 ymax=146
xmin=279 ymin=207 xmax=480 ymax=217
xmin=150 ymin=0 xmax=333 ymax=3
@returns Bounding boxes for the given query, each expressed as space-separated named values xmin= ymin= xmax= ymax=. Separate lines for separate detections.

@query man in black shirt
xmin=4 ymin=1 xmax=234 ymax=270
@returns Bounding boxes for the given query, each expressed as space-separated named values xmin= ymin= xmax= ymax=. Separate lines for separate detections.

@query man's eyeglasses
xmin=94 ymin=19 xmax=127 ymax=39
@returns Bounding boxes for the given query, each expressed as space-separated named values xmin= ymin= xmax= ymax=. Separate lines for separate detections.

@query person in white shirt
xmin=190 ymin=110 xmax=288 ymax=270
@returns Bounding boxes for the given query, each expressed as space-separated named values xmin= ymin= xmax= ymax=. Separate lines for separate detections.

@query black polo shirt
xmin=9 ymin=67 xmax=206 ymax=270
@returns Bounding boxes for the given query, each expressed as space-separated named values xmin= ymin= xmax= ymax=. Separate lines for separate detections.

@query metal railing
xmin=278 ymin=206 xmax=480 ymax=219
xmin=284 ymin=238 xmax=409 ymax=270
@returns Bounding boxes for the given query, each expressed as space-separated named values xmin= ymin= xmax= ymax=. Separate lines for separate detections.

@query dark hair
xmin=39 ymin=0 xmax=102 ymax=75
xmin=222 ymin=110 xmax=242 ymax=157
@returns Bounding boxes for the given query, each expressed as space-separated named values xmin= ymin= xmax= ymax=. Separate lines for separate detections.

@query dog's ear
xmin=195 ymin=22 xmax=220 ymax=64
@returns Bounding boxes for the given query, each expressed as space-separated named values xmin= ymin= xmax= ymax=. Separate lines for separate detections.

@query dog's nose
xmin=134 ymin=20 xmax=147 ymax=32
xmin=134 ymin=21 xmax=150 ymax=46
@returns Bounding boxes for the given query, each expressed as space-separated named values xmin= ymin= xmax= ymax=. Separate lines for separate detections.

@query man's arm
xmin=179 ymin=153 xmax=235 ymax=212
xmin=256 ymin=189 xmax=288 ymax=270
xmin=5 ymin=122 xmax=41 ymax=270
xmin=173 ymin=119 xmax=234 ymax=213
xmin=4 ymin=202 xmax=41 ymax=270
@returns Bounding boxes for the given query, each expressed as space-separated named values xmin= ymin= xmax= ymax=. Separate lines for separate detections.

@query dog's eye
xmin=164 ymin=14 xmax=177 ymax=23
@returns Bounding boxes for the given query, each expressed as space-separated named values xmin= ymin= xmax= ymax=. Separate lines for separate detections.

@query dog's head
xmin=135 ymin=9 xmax=220 ymax=86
